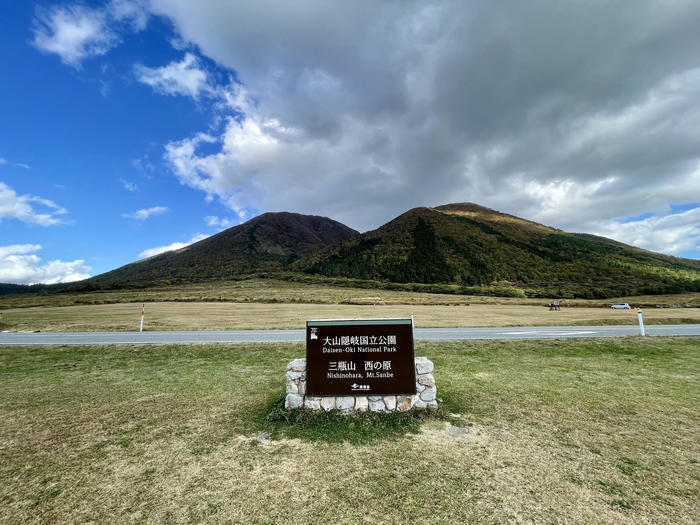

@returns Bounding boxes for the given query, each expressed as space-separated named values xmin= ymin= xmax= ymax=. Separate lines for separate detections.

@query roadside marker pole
xmin=636 ymin=308 xmax=645 ymax=336
xmin=140 ymin=304 xmax=145 ymax=332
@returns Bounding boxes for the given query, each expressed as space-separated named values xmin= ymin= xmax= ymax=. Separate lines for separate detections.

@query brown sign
xmin=305 ymin=319 xmax=416 ymax=396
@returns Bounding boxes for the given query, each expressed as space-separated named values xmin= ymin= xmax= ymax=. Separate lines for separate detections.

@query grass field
xmin=2 ymin=278 xmax=699 ymax=309
xmin=1 ymin=279 xmax=696 ymax=332
xmin=1 ymin=301 xmax=699 ymax=332
xmin=1 ymin=338 xmax=698 ymax=524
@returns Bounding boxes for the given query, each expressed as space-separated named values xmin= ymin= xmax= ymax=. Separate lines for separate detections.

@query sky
xmin=1 ymin=1 xmax=699 ymax=284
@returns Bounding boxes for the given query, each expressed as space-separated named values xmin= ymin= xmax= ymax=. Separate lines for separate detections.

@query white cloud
xmin=0 ymin=156 xmax=30 ymax=169
xmin=31 ymin=4 xmax=118 ymax=68
xmin=120 ymin=178 xmax=138 ymax=192
xmin=121 ymin=206 xmax=168 ymax=220
xmin=134 ymin=53 xmax=212 ymax=99
xmin=109 ymin=0 xmax=150 ymax=31
xmin=165 ymin=108 xmax=404 ymax=229
xmin=131 ymin=156 xmax=156 ymax=177
xmin=0 ymin=182 xmax=68 ymax=226
xmin=588 ymin=207 xmax=700 ymax=257
xmin=204 ymin=214 xmax=246 ymax=229
xmin=0 ymin=244 xmax=91 ymax=284
xmin=0 ymin=244 xmax=42 ymax=259
xmin=31 ymin=0 xmax=149 ymax=68
xmin=139 ymin=233 xmax=208 ymax=258
xmin=204 ymin=216 xmax=232 ymax=228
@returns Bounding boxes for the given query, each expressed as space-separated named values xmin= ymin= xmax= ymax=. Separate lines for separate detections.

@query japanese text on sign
xmin=305 ymin=319 xmax=416 ymax=396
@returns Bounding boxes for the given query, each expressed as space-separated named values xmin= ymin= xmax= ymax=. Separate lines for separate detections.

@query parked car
xmin=611 ymin=303 xmax=631 ymax=309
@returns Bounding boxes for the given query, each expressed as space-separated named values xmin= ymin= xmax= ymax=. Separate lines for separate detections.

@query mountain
xmin=2 ymin=203 xmax=698 ymax=299
xmin=0 ymin=282 xmax=61 ymax=296
xmin=298 ymin=203 xmax=700 ymax=298
xmin=82 ymin=212 xmax=359 ymax=288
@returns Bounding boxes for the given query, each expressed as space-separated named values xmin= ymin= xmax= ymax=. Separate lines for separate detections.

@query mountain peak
xmin=434 ymin=202 xmax=498 ymax=214
xmin=85 ymin=211 xmax=359 ymax=287
xmin=434 ymin=202 xmax=555 ymax=234
xmin=300 ymin=203 xmax=700 ymax=297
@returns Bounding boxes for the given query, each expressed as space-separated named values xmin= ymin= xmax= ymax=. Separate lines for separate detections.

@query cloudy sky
xmin=2 ymin=1 xmax=699 ymax=284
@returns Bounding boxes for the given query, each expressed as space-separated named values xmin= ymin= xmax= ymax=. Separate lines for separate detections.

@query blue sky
xmin=1 ymin=1 xmax=699 ymax=284
xmin=1 ymin=2 xmax=254 ymax=282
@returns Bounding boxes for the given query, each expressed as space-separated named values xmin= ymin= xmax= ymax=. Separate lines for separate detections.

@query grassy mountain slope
xmin=0 ymin=283 xmax=63 ymax=296
xmin=2 ymin=204 xmax=698 ymax=299
xmin=299 ymin=203 xmax=700 ymax=298
xmin=81 ymin=212 xmax=358 ymax=288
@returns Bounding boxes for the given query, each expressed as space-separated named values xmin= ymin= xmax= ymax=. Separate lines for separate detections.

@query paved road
xmin=1 ymin=324 xmax=698 ymax=345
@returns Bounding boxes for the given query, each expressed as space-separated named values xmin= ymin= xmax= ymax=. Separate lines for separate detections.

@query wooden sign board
xmin=305 ymin=319 xmax=416 ymax=396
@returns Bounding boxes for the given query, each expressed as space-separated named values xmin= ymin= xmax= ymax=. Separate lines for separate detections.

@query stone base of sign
xmin=285 ymin=357 xmax=438 ymax=412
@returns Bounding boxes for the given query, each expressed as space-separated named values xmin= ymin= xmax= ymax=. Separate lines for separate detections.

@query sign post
xmin=140 ymin=304 xmax=145 ymax=332
xmin=305 ymin=319 xmax=416 ymax=396
xmin=635 ymin=308 xmax=645 ymax=336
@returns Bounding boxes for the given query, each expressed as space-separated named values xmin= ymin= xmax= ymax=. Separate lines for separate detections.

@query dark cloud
xmin=149 ymin=0 xmax=700 ymax=255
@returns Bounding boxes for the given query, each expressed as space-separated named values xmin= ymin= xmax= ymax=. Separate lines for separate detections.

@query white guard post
xmin=140 ymin=304 xmax=145 ymax=332
xmin=635 ymin=308 xmax=645 ymax=336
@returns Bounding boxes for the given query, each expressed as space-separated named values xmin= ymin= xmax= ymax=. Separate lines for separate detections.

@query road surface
xmin=1 ymin=324 xmax=698 ymax=345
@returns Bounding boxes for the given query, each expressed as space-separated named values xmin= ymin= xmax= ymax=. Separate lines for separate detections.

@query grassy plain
xmin=1 ymin=301 xmax=700 ymax=332
xmin=1 ymin=338 xmax=698 ymax=524
xmin=2 ymin=278 xmax=699 ymax=309
xmin=0 ymin=279 xmax=698 ymax=332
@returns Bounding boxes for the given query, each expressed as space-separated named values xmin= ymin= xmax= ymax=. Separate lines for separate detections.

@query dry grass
xmin=2 ymin=278 xmax=698 ymax=309
xmin=1 ymin=301 xmax=699 ymax=332
xmin=1 ymin=279 xmax=696 ymax=333
xmin=0 ymin=338 xmax=698 ymax=524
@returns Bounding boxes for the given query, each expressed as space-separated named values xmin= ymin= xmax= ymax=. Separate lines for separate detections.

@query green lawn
xmin=1 ymin=338 xmax=698 ymax=524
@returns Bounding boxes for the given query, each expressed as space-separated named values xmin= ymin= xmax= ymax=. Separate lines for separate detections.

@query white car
xmin=611 ymin=303 xmax=631 ymax=309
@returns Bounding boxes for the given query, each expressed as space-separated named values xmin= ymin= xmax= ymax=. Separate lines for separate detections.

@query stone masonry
xmin=285 ymin=357 xmax=438 ymax=412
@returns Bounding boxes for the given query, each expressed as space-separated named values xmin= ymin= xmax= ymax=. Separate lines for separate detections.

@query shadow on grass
xmin=263 ymin=394 xmax=460 ymax=445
